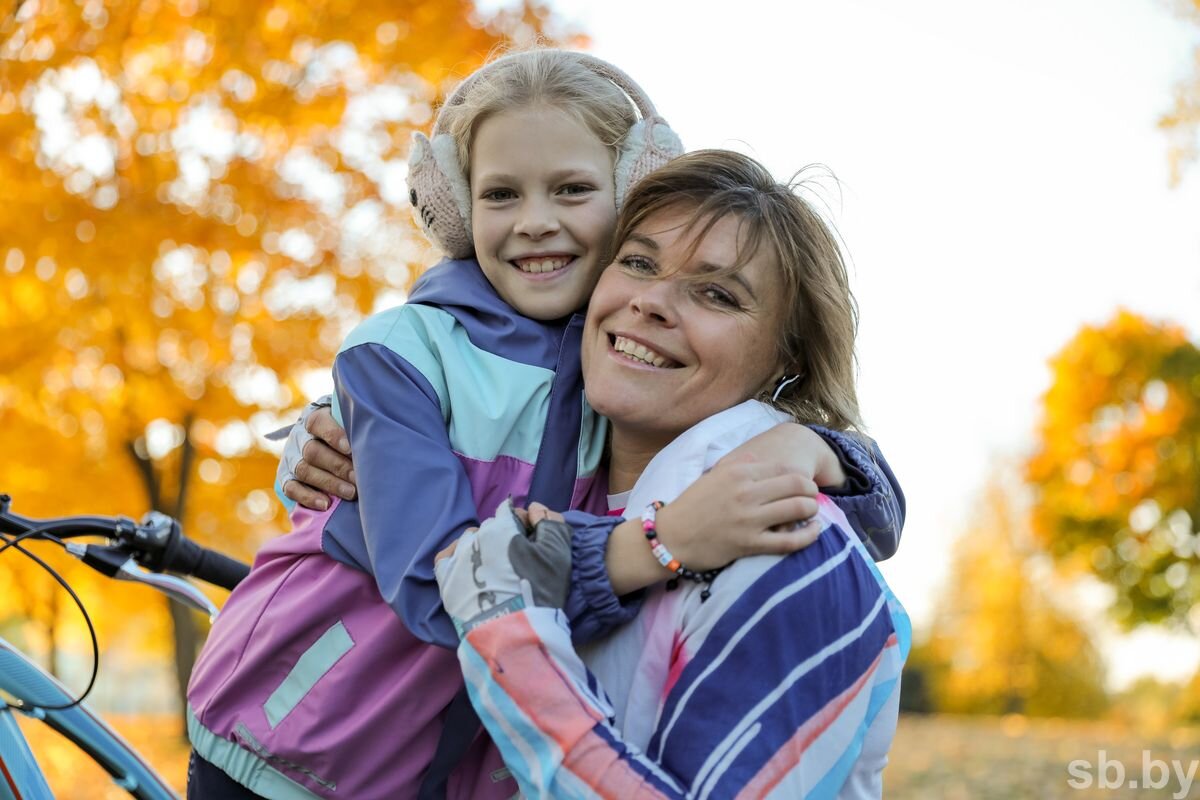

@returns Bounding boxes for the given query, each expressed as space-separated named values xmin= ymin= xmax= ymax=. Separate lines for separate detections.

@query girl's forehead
xmin=469 ymin=105 xmax=614 ymax=180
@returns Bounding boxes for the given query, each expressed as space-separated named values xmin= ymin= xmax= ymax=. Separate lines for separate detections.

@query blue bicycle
xmin=0 ymin=494 xmax=249 ymax=799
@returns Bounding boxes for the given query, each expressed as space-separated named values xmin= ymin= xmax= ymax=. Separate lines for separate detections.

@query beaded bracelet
xmin=642 ymin=500 xmax=724 ymax=602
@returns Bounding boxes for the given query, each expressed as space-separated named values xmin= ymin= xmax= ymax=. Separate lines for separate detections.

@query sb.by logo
xmin=1067 ymin=750 xmax=1198 ymax=798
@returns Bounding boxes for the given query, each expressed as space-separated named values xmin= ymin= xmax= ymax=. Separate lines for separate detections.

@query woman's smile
xmin=607 ymin=333 xmax=683 ymax=369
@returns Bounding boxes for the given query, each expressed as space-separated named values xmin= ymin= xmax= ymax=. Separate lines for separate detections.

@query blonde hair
xmin=441 ymin=49 xmax=639 ymax=176
xmin=614 ymin=150 xmax=863 ymax=431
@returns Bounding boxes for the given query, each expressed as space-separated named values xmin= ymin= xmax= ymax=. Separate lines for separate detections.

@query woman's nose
xmin=513 ymin=199 xmax=560 ymax=239
xmin=630 ymin=280 xmax=677 ymax=326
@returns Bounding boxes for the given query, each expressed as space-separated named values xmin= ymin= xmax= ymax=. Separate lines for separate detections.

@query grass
xmin=14 ymin=711 xmax=1200 ymax=798
xmin=886 ymin=714 xmax=1200 ymax=799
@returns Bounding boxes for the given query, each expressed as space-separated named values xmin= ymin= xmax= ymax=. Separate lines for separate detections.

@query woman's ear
xmin=766 ymin=373 xmax=802 ymax=403
xmin=759 ymin=370 xmax=784 ymax=398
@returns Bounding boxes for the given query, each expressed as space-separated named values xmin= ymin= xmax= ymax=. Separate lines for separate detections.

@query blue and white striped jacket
xmin=457 ymin=401 xmax=911 ymax=799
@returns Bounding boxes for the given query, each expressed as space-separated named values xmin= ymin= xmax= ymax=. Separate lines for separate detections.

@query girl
xmin=188 ymin=50 xmax=903 ymax=800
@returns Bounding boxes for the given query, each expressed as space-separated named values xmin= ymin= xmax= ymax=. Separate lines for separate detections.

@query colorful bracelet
xmin=642 ymin=500 xmax=724 ymax=602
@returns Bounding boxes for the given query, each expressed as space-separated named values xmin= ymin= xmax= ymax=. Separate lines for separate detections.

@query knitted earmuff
xmin=407 ymin=51 xmax=684 ymax=260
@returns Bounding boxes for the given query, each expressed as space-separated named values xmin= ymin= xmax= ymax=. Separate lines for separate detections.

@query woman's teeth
xmin=514 ymin=257 xmax=571 ymax=274
xmin=612 ymin=335 xmax=678 ymax=368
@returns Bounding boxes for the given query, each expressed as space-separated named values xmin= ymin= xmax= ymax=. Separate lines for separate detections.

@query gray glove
xmin=268 ymin=394 xmax=333 ymax=495
xmin=435 ymin=499 xmax=572 ymax=637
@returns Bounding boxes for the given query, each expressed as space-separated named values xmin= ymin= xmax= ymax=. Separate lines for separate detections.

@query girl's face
xmin=469 ymin=105 xmax=618 ymax=321
xmin=581 ymin=206 xmax=786 ymax=452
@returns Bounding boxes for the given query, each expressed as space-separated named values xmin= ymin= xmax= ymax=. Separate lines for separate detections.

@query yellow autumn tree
xmin=1161 ymin=0 xmax=1200 ymax=183
xmin=0 ymin=0 xmax=570 ymax=717
xmin=920 ymin=475 xmax=1109 ymax=718
xmin=1026 ymin=311 xmax=1200 ymax=628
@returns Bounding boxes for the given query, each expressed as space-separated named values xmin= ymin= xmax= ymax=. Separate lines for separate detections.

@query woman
xmin=294 ymin=151 xmax=908 ymax=796
xmin=434 ymin=150 xmax=909 ymax=798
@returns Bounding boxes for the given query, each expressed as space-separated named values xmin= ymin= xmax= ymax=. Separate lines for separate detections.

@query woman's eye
xmin=701 ymin=285 xmax=740 ymax=308
xmin=481 ymin=188 xmax=516 ymax=202
xmin=619 ymin=255 xmax=656 ymax=275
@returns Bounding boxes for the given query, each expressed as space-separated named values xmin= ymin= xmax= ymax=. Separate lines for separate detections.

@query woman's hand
xmin=605 ymin=455 xmax=824 ymax=595
xmin=655 ymin=454 xmax=823 ymax=570
xmin=723 ymin=422 xmax=847 ymax=492
xmin=435 ymin=503 xmax=563 ymax=565
xmin=280 ymin=406 xmax=358 ymax=510
xmin=436 ymin=503 xmax=562 ymax=567
xmin=512 ymin=502 xmax=564 ymax=529
xmin=434 ymin=501 xmax=573 ymax=636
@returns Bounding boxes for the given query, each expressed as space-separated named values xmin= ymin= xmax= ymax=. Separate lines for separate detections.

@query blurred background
xmin=2 ymin=0 xmax=1199 ymax=796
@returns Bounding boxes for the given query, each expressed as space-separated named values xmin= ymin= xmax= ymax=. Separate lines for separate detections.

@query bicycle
xmin=0 ymin=493 xmax=250 ymax=799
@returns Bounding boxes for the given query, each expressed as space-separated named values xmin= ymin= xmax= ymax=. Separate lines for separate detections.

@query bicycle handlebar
xmin=0 ymin=494 xmax=251 ymax=715
xmin=0 ymin=494 xmax=250 ymax=592
xmin=154 ymin=530 xmax=251 ymax=590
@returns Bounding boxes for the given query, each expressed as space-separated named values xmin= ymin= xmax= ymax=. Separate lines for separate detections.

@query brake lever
xmin=66 ymin=543 xmax=219 ymax=620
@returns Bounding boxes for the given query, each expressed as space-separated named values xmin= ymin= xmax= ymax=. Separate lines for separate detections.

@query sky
xmin=527 ymin=0 xmax=1200 ymax=688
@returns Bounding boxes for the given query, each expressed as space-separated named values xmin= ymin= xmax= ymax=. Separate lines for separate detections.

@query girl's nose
xmin=514 ymin=198 xmax=560 ymax=239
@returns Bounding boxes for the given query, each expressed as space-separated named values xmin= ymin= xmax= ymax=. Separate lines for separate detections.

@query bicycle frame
xmin=0 ymin=634 xmax=178 ymax=800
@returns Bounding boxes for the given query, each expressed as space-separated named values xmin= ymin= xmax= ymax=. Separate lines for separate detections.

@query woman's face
xmin=582 ymin=206 xmax=786 ymax=451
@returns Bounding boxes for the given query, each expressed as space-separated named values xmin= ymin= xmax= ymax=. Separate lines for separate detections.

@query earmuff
xmin=406 ymin=50 xmax=684 ymax=260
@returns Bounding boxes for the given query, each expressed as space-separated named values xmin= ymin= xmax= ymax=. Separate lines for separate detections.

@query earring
xmin=771 ymin=374 xmax=800 ymax=402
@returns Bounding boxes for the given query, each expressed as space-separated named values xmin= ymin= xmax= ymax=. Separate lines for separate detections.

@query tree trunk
xmin=126 ymin=422 xmax=202 ymax=737
xmin=45 ymin=585 xmax=59 ymax=680
xmin=167 ymin=415 xmax=198 ymax=738
xmin=166 ymin=597 xmax=199 ymax=736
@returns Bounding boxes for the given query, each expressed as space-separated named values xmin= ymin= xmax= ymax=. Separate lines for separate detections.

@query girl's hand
xmin=654 ymin=453 xmax=822 ymax=572
xmin=280 ymin=405 xmax=358 ymax=510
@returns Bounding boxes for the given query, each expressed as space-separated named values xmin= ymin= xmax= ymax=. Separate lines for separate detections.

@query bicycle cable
xmin=0 ymin=525 xmax=101 ymax=711
xmin=0 ymin=523 xmax=67 ymax=556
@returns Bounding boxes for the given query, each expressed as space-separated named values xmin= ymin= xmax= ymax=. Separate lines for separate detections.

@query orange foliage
xmin=1160 ymin=0 xmax=1200 ymax=183
xmin=0 ymin=0 xmax=571 ymax=712
xmin=16 ymin=714 xmax=189 ymax=799
xmin=917 ymin=477 xmax=1108 ymax=718
xmin=1026 ymin=310 xmax=1200 ymax=627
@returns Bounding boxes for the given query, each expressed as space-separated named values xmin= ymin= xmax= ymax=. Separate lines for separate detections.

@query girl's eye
xmin=558 ymin=183 xmax=595 ymax=197
xmin=619 ymin=255 xmax=656 ymax=275
xmin=481 ymin=188 xmax=516 ymax=202
xmin=701 ymin=285 xmax=740 ymax=308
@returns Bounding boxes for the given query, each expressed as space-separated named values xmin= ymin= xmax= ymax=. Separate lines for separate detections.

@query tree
xmin=1026 ymin=311 xmax=1200 ymax=629
xmin=0 ymin=0 xmax=568 ymax=720
xmin=1161 ymin=0 xmax=1200 ymax=184
xmin=1176 ymin=669 xmax=1200 ymax=723
xmin=920 ymin=476 xmax=1109 ymax=718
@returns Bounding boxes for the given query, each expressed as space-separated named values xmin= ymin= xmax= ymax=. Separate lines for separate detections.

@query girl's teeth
xmin=517 ymin=258 xmax=570 ymax=273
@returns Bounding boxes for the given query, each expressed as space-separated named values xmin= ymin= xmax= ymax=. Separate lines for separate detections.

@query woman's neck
xmin=606 ymin=425 xmax=672 ymax=494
